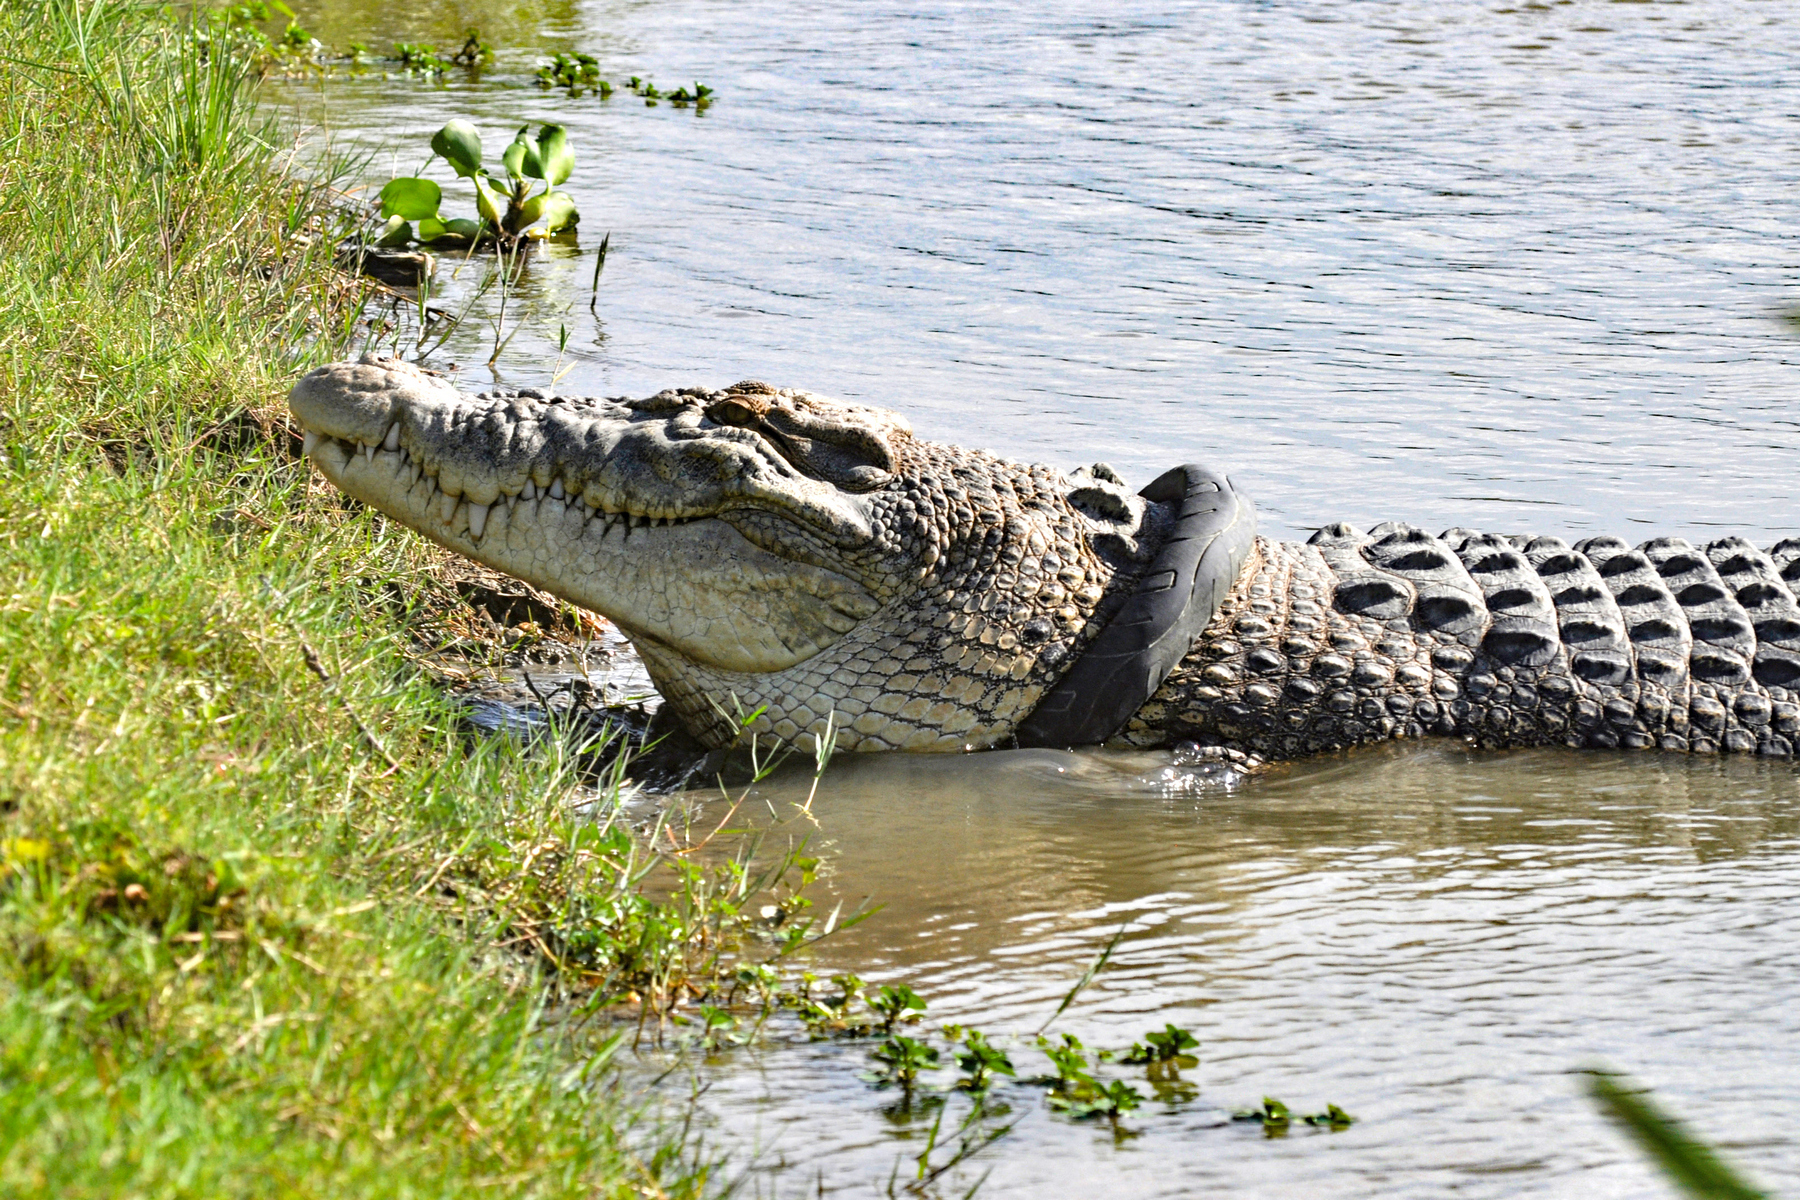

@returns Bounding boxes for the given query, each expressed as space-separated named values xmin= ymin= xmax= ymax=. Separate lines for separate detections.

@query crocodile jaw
xmin=294 ymin=362 xmax=879 ymax=674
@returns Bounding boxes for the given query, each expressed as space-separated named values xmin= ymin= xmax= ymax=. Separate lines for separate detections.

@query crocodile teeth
xmin=361 ymin=442 xmax=374 ymax=462
xmin=467 ymin=503 xmax=489 ymax=540
xmin=302 ymin=429 xmax=320 ymax=455
xmin=549 ymin=479 xmax=565 ymax=500
xmin=521 ymin=480 xmax=536 ymax=501
xmin=383 ymin=423 xmax=400 ymax=452
xmin=439 ymin=493 xmax=458 ymax=523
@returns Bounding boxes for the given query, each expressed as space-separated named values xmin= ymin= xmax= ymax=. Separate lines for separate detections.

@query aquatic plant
xmin=1119 ymin=1022 xmax=1199 ymax=1065
xmin=870 ymin=982 xmax=928 ymax=1034
xmin=951 ymin=1030 xmax=1016 ymax=1093
xmin=194 ymin=0 xmax=322 ymax=70
xmin=1233 ymin=1096 xmax=1292 ymax=1132
xmin=537 ymin=51 xmax=610 ymax=96
xmin=667 ymin=83 xmax=713 ymax=109
xmin=683 ymin=1003 xmax=743 ymax=1051
xmin=390 ymin=42 xmax=450 ymax=75
xmin=1037 ymin=1033 xmax=1092 ymax=1088
xmin=624 ymin=77 xmax=714 ymax=109
xmin=375 ymin=31 xmax=490 ymax=78
xmin=1048 ymin=1078 xmax=1143 ymax=1121
xmin=1119 ymin=1022 xmax=1200 ymax=1088
xmin=1232 ymin=1097 xmax=1355 ymax=1134
xmin=452 ymin=29 xmax=494 ymax=69
xmin=868 ymin=1035 xmax=942 ymax=1090
xmin=376 ymin=119 xmax=579 ymax=250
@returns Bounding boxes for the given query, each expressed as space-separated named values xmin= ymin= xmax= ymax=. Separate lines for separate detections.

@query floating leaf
xmin=430 ymin=119 xmax=482 ymax=178
xmin=417 ymin=215 xmax=479 ymax=245
xmin=378 ymin=176 xmax=441 ymax=221
xmin=1302 ymin=1104 xmax=1356 ymax=1130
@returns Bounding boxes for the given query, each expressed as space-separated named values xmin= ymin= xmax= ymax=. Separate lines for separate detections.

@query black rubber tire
xmin=1014 ymin=463 xmax=1256 ymax=748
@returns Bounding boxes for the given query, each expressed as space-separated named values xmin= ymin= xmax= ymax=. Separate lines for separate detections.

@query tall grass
xmin=0 ymin=3 xmax=732 ymax=1195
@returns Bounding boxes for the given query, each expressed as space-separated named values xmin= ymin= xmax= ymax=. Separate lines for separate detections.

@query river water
xmin=277 ymin=1 xmax=1800 ymax=1195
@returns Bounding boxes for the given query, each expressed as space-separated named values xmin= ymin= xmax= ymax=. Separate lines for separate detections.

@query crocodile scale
xmin=1121 ymin=527 xmax=1800 ymax=758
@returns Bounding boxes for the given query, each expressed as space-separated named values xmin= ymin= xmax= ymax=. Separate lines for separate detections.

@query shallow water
xmin=679 ymin=744 xmax=1800 ymax=1198
xmin=278 ymin=1 xmax=1800 ymax=1194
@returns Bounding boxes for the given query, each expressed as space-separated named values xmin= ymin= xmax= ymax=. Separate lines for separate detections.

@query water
xmin=684 ymin=746 xmax=1800 ymax=1198
xmin=276 ymin=2 xmax=1800 ymax=1194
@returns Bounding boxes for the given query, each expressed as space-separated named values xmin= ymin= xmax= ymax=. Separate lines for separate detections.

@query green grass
xmin=0 ymin=2 xmax=749 ymax=1195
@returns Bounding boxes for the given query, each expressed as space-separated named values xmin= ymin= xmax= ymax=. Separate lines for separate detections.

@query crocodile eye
xmin=707 ymin=395 xmax=769 ymax=426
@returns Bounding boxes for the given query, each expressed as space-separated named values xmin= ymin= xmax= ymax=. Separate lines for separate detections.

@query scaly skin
xmin=291 ymin=357 xmax=1800 ymax=760
xmin=1122 ymin=531 xmax=1800 ymax=758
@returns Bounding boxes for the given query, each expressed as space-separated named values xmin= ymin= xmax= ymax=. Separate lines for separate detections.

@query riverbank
xmin=0 ymin=5 xmax=731 ymax=1194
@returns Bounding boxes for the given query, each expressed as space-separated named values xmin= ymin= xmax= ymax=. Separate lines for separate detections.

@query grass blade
xmin=1585 ymin=1070 xmax=1767 ymax=1200
xmin=1035 ymin=921 xmax=1127 ymax=1036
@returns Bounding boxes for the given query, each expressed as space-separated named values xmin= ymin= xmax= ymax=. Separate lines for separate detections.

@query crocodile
xmin=291 ymin=357 xmax=1800 ymax=761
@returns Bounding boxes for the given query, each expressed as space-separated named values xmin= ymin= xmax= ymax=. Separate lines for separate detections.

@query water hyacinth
xmin=377 ymin=119 xmax=580 ymax=250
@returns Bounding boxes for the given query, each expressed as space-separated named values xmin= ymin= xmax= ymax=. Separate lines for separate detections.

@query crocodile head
xmin=290 ymin=356 xmax=1165 ymax=751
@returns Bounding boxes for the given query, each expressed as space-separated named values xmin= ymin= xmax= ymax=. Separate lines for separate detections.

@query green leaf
xmin=378 ymin=177 xmax=441 ymax=221
xmin=502 ymin=127 xmax=542 ymax=181
xmin=430 ymin=119 xmax=483 ymax=178
xmin=540 ymin=191 xmax=578 ymax=233
xmin=536 ymin=124 xmax=574 ymax=185
xmin=471 ymin=173 xmax=506 ymax=225
xmin=1587 ymin=1072 xmax=1766 ymax=1200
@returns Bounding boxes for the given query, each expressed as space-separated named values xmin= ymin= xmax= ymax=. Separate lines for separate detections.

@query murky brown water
xmin=278 ymin=1 xmax=1800 ymax=1194
xmin=685 ymin=745 xmax=1800 ymax=1198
